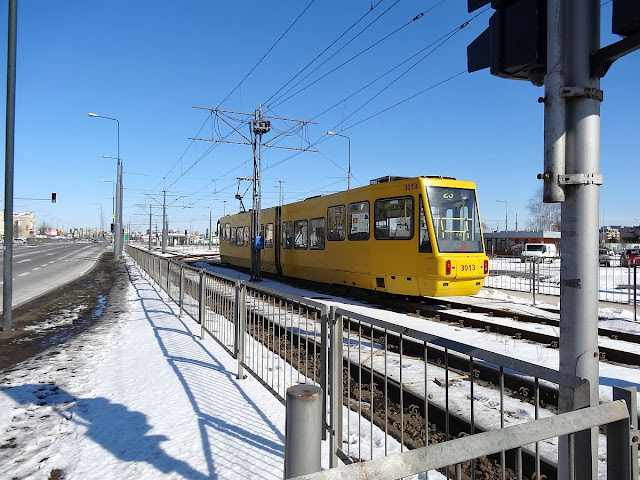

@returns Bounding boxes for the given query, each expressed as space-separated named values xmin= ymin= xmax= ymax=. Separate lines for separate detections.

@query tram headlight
xmin=484 ymin=259 xmax=489 ymax=275
xmin=445 ymin=260 xmax=451 ymax=276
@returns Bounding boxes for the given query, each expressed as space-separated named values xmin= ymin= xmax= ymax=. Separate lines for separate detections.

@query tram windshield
xmin=425 ymin=186 xmax=483 ymax=253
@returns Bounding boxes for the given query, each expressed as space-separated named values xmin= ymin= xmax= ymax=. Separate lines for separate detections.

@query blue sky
xmin=0 ymin=0 xmax=638 ymax=234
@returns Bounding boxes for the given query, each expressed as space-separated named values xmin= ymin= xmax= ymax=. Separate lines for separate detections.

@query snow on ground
xmin=0 ymin=260 xmax=289 ymax=479
xmin=7 ymin=243 xmax=628 ymax=479
xmin=0 ymin=257 xmax=446 ymax=480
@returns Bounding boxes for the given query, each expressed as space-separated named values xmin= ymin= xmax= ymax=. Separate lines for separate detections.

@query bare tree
xmin=526 ymin=187 xmax=561 ymax=231
xmin=38 ymin=223 xmax=51 ymax=235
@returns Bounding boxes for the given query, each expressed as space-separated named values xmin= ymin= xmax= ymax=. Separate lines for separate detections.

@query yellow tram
xmin=219 ymin=176 xmax=488 ymax=296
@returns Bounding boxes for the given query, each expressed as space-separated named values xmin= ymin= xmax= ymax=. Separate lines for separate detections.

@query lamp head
xmin=88 ymin=112 xmax=99 ymax=118
xmin=327 ymin=131 xmax=335 ymax=135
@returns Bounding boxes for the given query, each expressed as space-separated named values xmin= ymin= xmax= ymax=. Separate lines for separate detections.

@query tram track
xmin=238 ymin=298 xmax=557 ymax=480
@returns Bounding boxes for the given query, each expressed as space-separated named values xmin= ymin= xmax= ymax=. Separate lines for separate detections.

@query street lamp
xmin=496 ymin=199 xmax=508 ymax=232
xmin=89 ymin=112 xmax=122 ymax=260
xmin=327 ymin=130 xmax=351 ymax=190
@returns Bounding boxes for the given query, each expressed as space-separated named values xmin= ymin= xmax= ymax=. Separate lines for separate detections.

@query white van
xmin=520 ymin=243 xmax=557 ymax=263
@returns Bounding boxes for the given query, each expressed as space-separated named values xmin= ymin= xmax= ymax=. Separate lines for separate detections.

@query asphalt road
xmin=0 ymin=241 xmax=110 ymax=312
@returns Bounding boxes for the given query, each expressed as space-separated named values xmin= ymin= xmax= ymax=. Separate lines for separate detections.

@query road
xmin=0 ymin=241 xmax=109 ymax=312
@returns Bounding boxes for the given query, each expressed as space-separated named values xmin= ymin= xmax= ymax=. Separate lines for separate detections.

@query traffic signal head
xmin=467 ymin=0 xmax=547 ymax=86
xmin=51 ymin=192 xmax=57 ymax=203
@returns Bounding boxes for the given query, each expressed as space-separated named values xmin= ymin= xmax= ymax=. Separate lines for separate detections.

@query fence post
xmin=613 ymin=386 xmax=638 ymax=480
xmin=329 ymin=305 xmax=343 ymax=468
xmin=284 ymin=384 xmax=323 ymax=479
xmin=532 ymin=259 xmax=537 ymax=306
xmin=199 ymin=269 xmax=206 ymax=340
xmin=179 ymin=266 xmax=184 ymax=318
xmin=559 ymin=378 xmax=593 ymax=479
xmin=235 ymin=281 xmax=246 ymax=380
xmin=167 ymin=259 xmax=171 ymax=294
xmin=634 ymin=262 xmax=637 ymax=322
xmin=320 ymin=305 xmax=329 ymax=442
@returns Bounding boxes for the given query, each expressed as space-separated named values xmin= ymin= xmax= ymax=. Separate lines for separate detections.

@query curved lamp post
xmin=327 ymin=130 xmax=351 ymax=190
xmin=89 ymin=113 xmax=122 ymax=260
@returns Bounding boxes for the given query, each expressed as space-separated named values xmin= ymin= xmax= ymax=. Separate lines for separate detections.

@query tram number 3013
xmin=460 ymin=264 xmax=476 ymax=272
xmin=404 ymin=183 xmax=419 ymax=191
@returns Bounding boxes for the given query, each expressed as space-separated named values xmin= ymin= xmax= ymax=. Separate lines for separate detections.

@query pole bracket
xmin=558 ymin=173 xmax=604 ymax=186
xmin=560 ymin=87 xmax=604 ymax=102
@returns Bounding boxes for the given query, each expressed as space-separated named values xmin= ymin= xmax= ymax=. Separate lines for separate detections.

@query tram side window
xmin=374 ymin=197 xmax=413 ymax=240
xmin=348 ymin=201 xmax=370 ymax=241
xmin=235 ymin=227 xmax=243 ymax=247
xmin=243 ymin=226 xmax=250 ymax=246
xmin=310 ymin=217 xmax=325 ymax=250
xmin=225 ymin=223 xmax=230 ymax=241
xmin=265 ymin=223 xmax=274 ymax=248
xmin=294 ymin=220 xmax=308 ymax=249
xmin=327 ymin=205 xmax=345 ymax=241
xmin=230 ymin=226 xmax=237 ymax=246
xmin=419 ymin=196 xmax=432 ymax=253
xmin=282 ymin=221 xmax=293 ymax=249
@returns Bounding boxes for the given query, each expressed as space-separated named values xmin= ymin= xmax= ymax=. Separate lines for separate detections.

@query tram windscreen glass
xmin=426 ymin=186 xmax=483 ymax=253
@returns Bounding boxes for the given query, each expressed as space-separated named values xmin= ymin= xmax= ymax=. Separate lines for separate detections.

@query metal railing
xmin=125 ymin=245 xmax=637 ymax=479
xmin=487 ymin=255 xmax=640 ymax=309
xmin=290 ymin=399 xmax=636 ymax=480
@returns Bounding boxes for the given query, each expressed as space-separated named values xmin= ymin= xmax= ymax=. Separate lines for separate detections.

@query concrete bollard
xmin=284 ymin=384 xmax=323 ymax=479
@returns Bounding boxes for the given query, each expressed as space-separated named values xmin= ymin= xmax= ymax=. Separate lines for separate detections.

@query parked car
xmin=599 ymin=248 xmax=612 ymax=267
xmin=520 ymin=243 xmax=557 ymax=263
xmin=620 ymin=248 xmax=640 ymax=267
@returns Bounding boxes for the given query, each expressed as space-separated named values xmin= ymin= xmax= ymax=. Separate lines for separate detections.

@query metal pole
xmin=161 ymin=190 xmax=167 ymax=253
xmin=634 ymin=262 xmax=637 ymax=322
xmin=2 ymin=0 xmax=17 ymax=332
xmin=284 ymin=384 xmax=323 ymax=479
xmin=346 ymin=135 xmax=351 ymax=190
xmin=114 ymin=121 xmax=123 ymax=260
xmin=199 ymin=269 xmax=205 ymax=340
xmin=148 ymin=204 xmax=152 ymax=251
xmin=329 ymin=306 xmax=343 ymax=468
xmin=208 ymin=210 xmax=212 ymax=249
xmin=558 ymin=2 xmax=601 ymax=478
xmin=236 ymin=281 xmax=246 ymax=379
xmin=532 ymin=259 xmax=537 ymax=306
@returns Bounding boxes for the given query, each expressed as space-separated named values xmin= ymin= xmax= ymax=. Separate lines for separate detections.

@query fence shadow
xmin=126 ymin=261 xmax=285 ymax=479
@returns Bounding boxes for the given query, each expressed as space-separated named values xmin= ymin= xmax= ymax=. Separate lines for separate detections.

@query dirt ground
xmin=0 ymin=252 xmax=129 ymax=372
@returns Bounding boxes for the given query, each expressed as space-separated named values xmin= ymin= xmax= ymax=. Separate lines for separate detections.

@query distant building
xmin=0 ymin=211 xmax=36 ymax=241
xmin=600 ymin=226 xmax=620 ymax=242
xmin=484 ymin=230 xmax=561 ymax=255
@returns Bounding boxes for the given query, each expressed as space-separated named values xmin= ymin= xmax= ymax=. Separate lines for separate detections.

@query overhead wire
xmin=216 ymin=0 xmax=317 ymax=110
xmin=269 ymin=0 xmax=449 ymax=109
xmin=262 ymin=0 xmax=387 ymax=106
xmin=144 ymin=3 xmax=484 ymax=219
xmin=147 ymin=2 xmax=316 ymax=209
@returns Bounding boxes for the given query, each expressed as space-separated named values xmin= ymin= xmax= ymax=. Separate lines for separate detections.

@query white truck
xmin=520 ymin=243 xmax=557 ymax=263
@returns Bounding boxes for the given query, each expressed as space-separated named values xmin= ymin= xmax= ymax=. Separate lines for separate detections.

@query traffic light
xmin=613 ymin=0 xmax=640 ymax=36
xmin=110 ymin=223 xmax=114 ymax=233
xmin=51 ymin=192 xmax=57 ymax=203
xmin=467 ymin=0 xmax=547 ymax=86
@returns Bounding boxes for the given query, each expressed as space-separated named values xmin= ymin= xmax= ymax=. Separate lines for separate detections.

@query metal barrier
xmin=487 ymin=255 xmax=640 ymax=307
xmin=290 ymin=399 xmax=635 ymax=480
xmin=125 ymin=245 xmax=638 ymax=480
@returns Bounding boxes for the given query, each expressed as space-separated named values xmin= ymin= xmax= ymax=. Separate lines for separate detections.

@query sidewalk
xmin=0 ymin=258 xmax=290 ymax=479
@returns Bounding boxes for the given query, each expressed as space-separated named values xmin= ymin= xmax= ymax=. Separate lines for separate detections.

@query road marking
xmin=18 ymin=272 xmax=30 ymax=277
xmin=17 ymin=259 xmax=32 ymax=264
xmin=41 ymin=264 xmax=48 ymax=268
xmin=32 ymin=267 xmax=41 ymax=271
xmin=48 ymin=261 xmax=55 ymax=264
